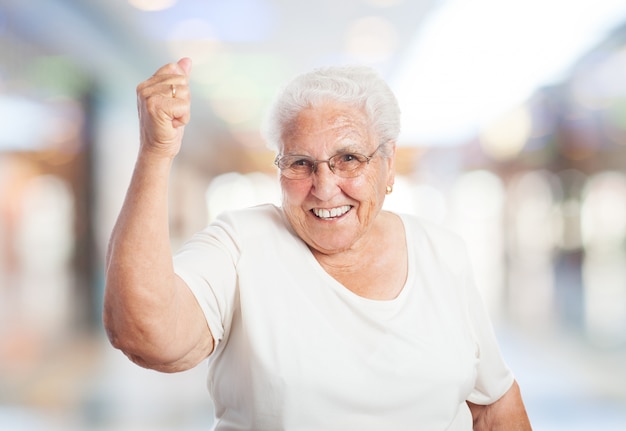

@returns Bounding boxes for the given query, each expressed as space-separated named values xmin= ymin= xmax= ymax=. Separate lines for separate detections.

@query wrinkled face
xmin=279 ymin=101 xmax=395 ymax=256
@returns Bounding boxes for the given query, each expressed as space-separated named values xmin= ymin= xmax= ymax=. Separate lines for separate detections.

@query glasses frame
xmin=274 ymin=143 xmax=384 ymax=180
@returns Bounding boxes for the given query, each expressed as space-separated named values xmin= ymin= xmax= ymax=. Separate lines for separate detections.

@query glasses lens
xmin=277 ymin=156 xmax=314 ymax=179
xmin=331 ymin=153 xmax=368 ymax=177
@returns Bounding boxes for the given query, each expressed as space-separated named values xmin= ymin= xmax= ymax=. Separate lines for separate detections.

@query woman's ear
xmin=385 ymin=140 xmax=397 ymax=189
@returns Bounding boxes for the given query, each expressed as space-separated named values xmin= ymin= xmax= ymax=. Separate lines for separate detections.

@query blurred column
xmin=553 ymin=169 xmax=587 ymax=331
xmin=505 ymin=170 xmax=559 ymax=329
xmin=580 ymin=171 xmax=626 ymax=347
xmin=450 ymin=170 xmax=506 ymax=318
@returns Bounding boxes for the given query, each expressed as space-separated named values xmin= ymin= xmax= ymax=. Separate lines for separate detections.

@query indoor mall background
xmin=1 ymin=0 xmax=625 ymax=429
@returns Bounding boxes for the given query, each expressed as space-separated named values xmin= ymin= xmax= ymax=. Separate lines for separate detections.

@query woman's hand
xmin=136 ymin=57 xmax=192 ymax=159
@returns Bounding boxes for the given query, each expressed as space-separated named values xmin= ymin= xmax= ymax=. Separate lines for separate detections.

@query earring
xmin=385 ymin=185 xmax=393 ymax=195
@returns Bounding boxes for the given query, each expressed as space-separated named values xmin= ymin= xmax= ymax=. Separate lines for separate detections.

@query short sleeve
xmin=464 ymin=263 xmax=515 ymax=404
xmin=173 ymin=213 xmax=240 ymax=347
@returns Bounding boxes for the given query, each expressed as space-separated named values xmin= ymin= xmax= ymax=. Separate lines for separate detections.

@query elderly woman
xmin=104 ymin=58 xmax=532 ymax=430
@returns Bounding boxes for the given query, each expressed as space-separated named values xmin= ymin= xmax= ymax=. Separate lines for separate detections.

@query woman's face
xmin=279 ymin=101 xmax=395 ymax=256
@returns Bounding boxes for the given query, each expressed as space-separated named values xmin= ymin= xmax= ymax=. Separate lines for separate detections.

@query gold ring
xmin=171 ymin=84 xmax=176 ymax=98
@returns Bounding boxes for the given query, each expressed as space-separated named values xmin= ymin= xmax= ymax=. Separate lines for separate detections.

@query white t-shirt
xmin=174 ymin=204 xmax=514 ymax=431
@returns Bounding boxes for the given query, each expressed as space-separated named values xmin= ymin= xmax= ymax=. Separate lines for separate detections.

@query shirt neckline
xmin=280 ymin=207 xmax=416 ymax=308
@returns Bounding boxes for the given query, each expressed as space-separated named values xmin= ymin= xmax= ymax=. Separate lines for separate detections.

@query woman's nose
xmin=311 ymin=162 xmax=340 ymax=200
xmin=312 ymin=159 xmax=333 ymax=175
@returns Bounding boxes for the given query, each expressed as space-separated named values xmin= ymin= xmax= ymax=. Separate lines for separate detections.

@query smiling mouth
xmin=311 ymin=205 xmax=352 ymax=220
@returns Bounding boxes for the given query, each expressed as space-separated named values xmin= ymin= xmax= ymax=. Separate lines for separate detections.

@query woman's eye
xmin=292 ymin=158 xmax=313 ymax=168
xmin=338 ymin=154 xmax=358 ymax=163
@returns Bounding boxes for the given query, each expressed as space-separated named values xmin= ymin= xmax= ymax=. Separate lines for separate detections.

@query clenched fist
xmin=136 ymin=57 xmax=192 ymax=159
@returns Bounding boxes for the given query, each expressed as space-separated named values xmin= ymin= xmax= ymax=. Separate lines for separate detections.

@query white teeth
xmin=313 ymin=205 xmax=351 ymax=219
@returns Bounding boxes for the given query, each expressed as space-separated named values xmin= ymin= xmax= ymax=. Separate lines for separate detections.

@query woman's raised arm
xmin=103 ymin=58 xmax=213 ymax=372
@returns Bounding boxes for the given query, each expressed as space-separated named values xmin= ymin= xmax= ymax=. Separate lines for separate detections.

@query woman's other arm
xmin=468 ymin=380 xmax=532 ymax=430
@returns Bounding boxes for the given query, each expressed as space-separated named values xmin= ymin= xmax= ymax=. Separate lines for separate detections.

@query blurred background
xmin=1 ymin=0 xmax=626 ymax=429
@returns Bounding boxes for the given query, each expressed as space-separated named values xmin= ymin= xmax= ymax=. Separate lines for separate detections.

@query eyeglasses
xmin=274 ymin=144 xmax=384 ymax=180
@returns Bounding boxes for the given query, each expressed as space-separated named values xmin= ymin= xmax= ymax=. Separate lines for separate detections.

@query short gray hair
xmin=262 ymin=65 xmax=401 ymax=155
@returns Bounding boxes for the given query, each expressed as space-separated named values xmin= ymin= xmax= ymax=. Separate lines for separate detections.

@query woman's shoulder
xmin=213 ymin=204 xmax=290 ymax=238
xmin=396 ymin=212 xmax=470 ymax=273
xmin=217 ymin=203 xmax=283 ymax=224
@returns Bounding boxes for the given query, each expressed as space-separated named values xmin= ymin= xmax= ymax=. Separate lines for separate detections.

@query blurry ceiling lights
xmin=167 ymin=19 xmax=221 ymax=64
xmin=571 ymin=47 xmax=626 ymax=111
xmin=392 ymin=0 xmax=626 ymax=147
xmin=129 ymin=0 xmax=177 ymax=12
xmin=479 ymin=105 xmax=532 ymax=162
xmin=364 ymin=0 xmax=405 ymax=7
xmin=345 ymin=16 xmax=398 ymax=64
xmin=139 ymin=0 xmax=276 ymax=43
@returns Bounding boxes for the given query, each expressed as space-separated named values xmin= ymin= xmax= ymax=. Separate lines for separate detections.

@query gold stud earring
xmin=386 ymin=185 xmax=393 ymax=194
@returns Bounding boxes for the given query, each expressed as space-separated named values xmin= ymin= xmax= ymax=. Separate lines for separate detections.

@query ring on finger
xmin=171 ymin=84 xmax=177 ymax=98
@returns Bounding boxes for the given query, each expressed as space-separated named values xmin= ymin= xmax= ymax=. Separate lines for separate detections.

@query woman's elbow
xmin=102 ymin=303 xmax=211 ymax=373
xmin=102 ymin=300 xmax=161 ymax=369
xmin=103 ymin=323 xmax=180 ymax=372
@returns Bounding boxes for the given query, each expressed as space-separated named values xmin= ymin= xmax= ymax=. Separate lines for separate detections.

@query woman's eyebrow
xmin=334 ymin=137 xmax=367 ymax=153
xmin=333 ymin=146 xmax=360 ymax=154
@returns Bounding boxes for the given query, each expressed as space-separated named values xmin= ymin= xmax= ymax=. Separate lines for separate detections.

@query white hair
xmin=262 ymin=65 xmax=401 ymax=156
